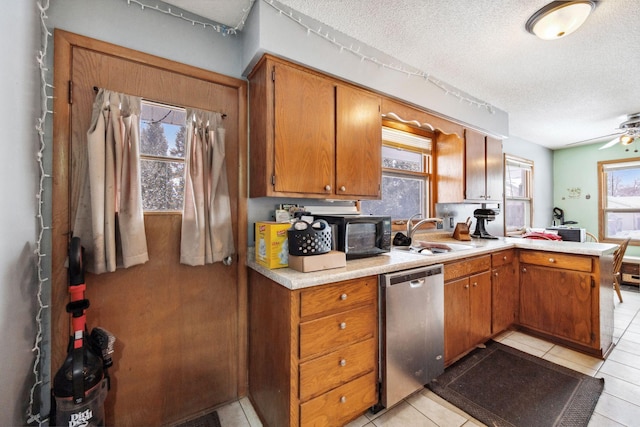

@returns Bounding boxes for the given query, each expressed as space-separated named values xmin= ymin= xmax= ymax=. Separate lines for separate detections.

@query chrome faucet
xmin=407 ymin=214 xmax=444 ymax=241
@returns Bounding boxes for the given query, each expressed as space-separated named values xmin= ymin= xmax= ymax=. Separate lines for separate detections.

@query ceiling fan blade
xmin=599 ymin=136 xmax=621 ymax=150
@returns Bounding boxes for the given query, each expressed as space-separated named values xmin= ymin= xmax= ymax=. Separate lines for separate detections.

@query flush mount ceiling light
xmin=526 ymin=1 xmax=596 ymax=40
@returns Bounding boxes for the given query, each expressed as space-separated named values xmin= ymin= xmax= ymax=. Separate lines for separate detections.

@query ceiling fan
xmin=599 ymin=112 xmax=640 ymax=150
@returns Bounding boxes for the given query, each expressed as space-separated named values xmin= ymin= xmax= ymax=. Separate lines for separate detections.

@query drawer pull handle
xmin=549 ymin=258 xmax=555 ymax=263
xmin=503 ymin=256 xmax=507 ymax=260
xmin=340 ymin=293 xmax=347 ymax=301
xmin=340 ymin=396 xmax=347 ymax=404
xmin=339 ymin=322 xmax=347 ymax=330
xmin=340 ymin=359 xmax=346 ymax=367
xmin=340 ymin=185 xmax=346 ymax=192
xmin=325 ymin=184 xmax=331 ymax=191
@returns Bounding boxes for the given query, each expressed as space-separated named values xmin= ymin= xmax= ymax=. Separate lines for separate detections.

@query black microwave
xmin=313 ymin=215 xmax=391 ymax=259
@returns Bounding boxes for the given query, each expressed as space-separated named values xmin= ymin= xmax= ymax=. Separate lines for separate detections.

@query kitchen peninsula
xmin=247 ymin=236 xmax=617 ymax=427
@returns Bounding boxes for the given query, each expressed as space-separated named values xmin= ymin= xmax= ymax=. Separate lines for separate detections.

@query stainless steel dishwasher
xmin=376 ymin=264 xmax=445 ymax=411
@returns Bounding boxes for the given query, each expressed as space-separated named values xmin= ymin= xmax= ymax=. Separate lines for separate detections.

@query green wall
xmin=554 ymin=141 xmax=640 ymax=257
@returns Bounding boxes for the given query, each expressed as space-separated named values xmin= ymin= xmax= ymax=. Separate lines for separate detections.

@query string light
xmin=27 ymin=1 xmax=51 ymax=425
xmin=263 ymin=0 xmax=494 ymax=113
xmin=125 ymin=0 xmax=256 ymax=35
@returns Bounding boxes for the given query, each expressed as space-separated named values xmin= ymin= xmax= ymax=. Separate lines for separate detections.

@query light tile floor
xmin=215 ymin=287 xmax=640 ymax=427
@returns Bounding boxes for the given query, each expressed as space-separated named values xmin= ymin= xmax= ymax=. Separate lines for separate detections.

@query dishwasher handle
xmin=410 ymin=279 xmax=425 ymax=288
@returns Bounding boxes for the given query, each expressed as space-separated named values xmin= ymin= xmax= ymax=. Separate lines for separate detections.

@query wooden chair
xmin=612 ymin=238 xmax=631 ymax=303
xmin=585 ymin=231 xmax=598 ymax=242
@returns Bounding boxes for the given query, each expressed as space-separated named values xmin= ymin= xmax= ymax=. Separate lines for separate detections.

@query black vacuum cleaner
xmin=52 ymin=237 xmax=115 ymax=426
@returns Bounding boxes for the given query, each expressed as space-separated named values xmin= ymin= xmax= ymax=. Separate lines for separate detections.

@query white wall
xmin=503 ymin=136 xmax=554 ymax=228
xmin=0 ymin=2 xmax=42 ymax=425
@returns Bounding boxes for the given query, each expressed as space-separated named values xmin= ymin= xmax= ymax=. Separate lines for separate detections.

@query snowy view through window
xmin=605 ymin=163 xmax=640 ymax=239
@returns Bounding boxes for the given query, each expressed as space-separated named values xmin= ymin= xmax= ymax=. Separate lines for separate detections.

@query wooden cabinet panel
xmin=485 ymin=136 xmax=503 ymax=201
xmin=299 ymin=338 xmax=376 ymax=400
xmin=444 ymin=277 xmax=471 ymax=363
xmin=300 ymin=276 xmax=377 ymax=318
xmin=336 ymin=85 xmax=381 ymax=198
xmin=469 ymin=271 xmax=492 ymax=346
xmin=465 ymin=129 xmax=487 ymax=201
xmin=300 ymin=371 xmax=377 ymax=427
xmin=273 ymin=62 xmax=335 ymax=195
xmin=299 ymin=305 xmax=376 ymax=359
xmin=492 ymin=250 xmax=519 ymax=333
xmin=519 ymin=264 xmax=593 ymax=346
xmin=519 ymin=251 xmax=592 ymax=272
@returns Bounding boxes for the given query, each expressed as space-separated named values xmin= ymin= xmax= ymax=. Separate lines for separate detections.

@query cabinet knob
xmin=548 ymin=258 xmax=555 ymax=263
xmin=464 ymin=284 xmax=469 ymax=289
xmin=472 ymin=282 xmax=478 ymax=287
xmin=340 ymin=293 xmax=347 ymax=301
xmin=503 ymin=256 xmax=507 ymax=261
xmin=494 ymin=272 xmax=499 ymax=277
xmin=522 ymin=267 xmax=527 ymax=273
xmin=339 ymin=322 xmax=347 ymax=330
xmin=340 ymin=359 xmax=346 ymax=367
xmin=340 ymin=396 xmax=347 ymax=404
xmin=339 ymin=185 xmax=346 ymax=192
xmin=324 ymin=185 xmax=331 ymax=191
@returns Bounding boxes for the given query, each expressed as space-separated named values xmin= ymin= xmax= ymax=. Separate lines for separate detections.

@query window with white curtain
xmin=360 ymin=126 xmax=431 ymax=220
xmin=140 ymin=101 xmax=186 ymax=211
xmin=504 ymin=155 xmax=533 ymax=235
xmin=600 ymin=158 xmax=640 ymax=242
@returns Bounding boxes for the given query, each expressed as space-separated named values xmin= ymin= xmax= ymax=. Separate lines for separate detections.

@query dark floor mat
xmin=175 ymin=411 xmax=221 ymax=427
xmin=428 ymin=341 xmax=604 ymax=427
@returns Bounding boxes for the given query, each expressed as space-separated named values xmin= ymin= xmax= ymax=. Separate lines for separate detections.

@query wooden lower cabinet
xmin=248 ymin=271 xmax=378 ymax=427
xmin=491 ymin=249 xmax=518 ymax=333
xmin=444 ymin=255 xmax=492 ymax=365
xmin=518 ymin=250 xmax=613 ymax=357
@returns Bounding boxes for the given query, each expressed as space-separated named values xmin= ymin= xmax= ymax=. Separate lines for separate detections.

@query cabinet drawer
xmin=444 ymin=255 xmax=491 ymax=282
xmin=492 ymin=249 xmax=515 ymax=268
xmin=299 ymin=338 xmax=375 ymax=401
xmin=300 ymin=371 xmax=377 ymax=427
xmin=300 ymin=276 xmax=376 ymax=318
xmin=519 ymin=251 xmax=592 ymax=272
xmin=300 ymin=305 xmax=376 ymax=359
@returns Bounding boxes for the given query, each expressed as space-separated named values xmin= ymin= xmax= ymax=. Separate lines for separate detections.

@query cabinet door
xmin=485 ymin=136 xmax=503 ymax=201
xmin=469 ymin=271 xmax=492 ymax=347
xmin=336 ymin=86 xmax=381 ymax=198
xmin=520 ymin=264 xmax=593 ymax=345
xmin=444 ymin=277 xmax=470 ymax=363
xmin=465 ymin=129 xmax=487 ymax=201
xmin=492 ymin=263 xmax=518 ymax=333
xmin=273 ymin=63 xmax=335 ymax=195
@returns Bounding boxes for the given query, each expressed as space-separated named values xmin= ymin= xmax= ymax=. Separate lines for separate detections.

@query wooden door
xmin=485 ymin=136 xmax=503 ymax=201
xmin=444 ymin=277 xmax=470 ymax=363
xmin=52 ymin=30 xmax=247 ymax=426
xmin=469 ymin=271 xmax=492 ymax=346
xmin=464 ymin=129 xmax=487 ymax=200
xmin=434 ymin=132 xmax=465 ymax=203
xmin=520 ymin=265 xmax=593 ymax=345
xmin=492 ymin=263 xmax=519 ymax=333
xmin=273 ymin=63 xmax=335 ymax=195
xmin=336 ymin=85 xmax=381 ymax=198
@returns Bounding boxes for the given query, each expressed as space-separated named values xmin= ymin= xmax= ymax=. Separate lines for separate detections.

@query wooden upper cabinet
xmin=336 ymin=85 xmax=381 ymax=198
xmin=248 ymin=55 xmax=382 ymax=199
xmin=273 ymin=63 xmax=335 ymax=195
xmin=464 ymin=129 xmax=503 ymax=202
xmin=435 ymin=128 xmax=503 ymax=203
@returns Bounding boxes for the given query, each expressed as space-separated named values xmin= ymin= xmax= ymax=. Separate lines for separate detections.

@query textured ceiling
xmin=164 ymin=0 xmax=640 ymax=149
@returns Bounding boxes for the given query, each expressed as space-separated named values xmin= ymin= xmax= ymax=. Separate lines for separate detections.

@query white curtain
xmin=180 ymin=109 xmax=235 ymax=265
xmin=73 ymin=89 xmax=149 ymax=274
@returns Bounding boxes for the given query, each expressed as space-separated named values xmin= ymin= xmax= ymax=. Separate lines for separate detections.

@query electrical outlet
xmin=437 ymin=221 xmax=444 ymax=230
xmin=449 ymin=217 xmax=454 ymax=228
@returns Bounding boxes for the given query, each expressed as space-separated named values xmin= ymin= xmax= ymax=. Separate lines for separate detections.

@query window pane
xmin=505 ymin=164 xmax=529 ymax=198
xmin=140 ymin=103 xmax=186 ymax=158
xmin=382 ymin=145 xmax=424 ymax=172
xmin=605 ymin=169 xmax=640 ymax=209
xmin=604 ymin=212 xmax=640 ymax=239
xmin=505 ymin=200 xmax=530 ymax=231
xmin=360 ymin=175 xmax=424 ymax=219
xmin=141 ymin=159 xmax=184 ymax=211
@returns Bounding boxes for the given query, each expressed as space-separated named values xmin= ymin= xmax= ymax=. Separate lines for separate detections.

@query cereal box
xmin=255 ymin=222 xmax=291 ymax=269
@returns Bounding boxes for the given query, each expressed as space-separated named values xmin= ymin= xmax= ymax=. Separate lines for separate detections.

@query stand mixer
xmin=471 ymin=208 xmax=498 ymax=239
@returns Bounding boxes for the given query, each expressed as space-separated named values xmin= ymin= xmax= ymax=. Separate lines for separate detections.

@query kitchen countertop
xmin=246 ymin=234 xmax=618 ymax=290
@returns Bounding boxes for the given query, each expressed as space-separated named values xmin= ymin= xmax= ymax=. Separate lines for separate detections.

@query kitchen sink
xmin=392 ymin=241 xmax=474 ymax=255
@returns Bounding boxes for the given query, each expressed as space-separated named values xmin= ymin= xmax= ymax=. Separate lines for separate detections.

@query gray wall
xmin=0 ymin=2 xmax=42 ymax=425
